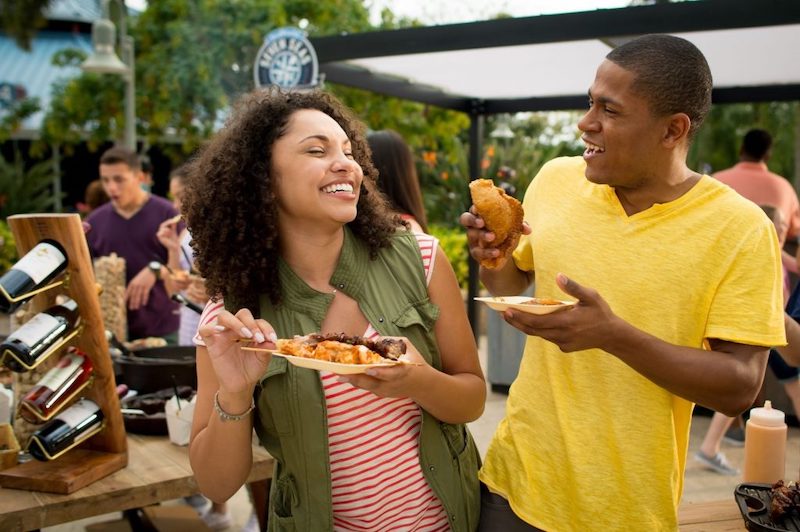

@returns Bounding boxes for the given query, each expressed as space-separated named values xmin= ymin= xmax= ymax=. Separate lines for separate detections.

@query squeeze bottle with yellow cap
xmin=743 ymin=400 xmax=787 ymax=483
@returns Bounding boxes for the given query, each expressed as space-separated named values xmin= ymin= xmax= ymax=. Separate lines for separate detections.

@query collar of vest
xmin=276 ymin=226 xmax=368 ymax=323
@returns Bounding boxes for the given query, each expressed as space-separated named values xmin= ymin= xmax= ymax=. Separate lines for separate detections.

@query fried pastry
xmin=469 ymin=179 xmax=524 ymax=269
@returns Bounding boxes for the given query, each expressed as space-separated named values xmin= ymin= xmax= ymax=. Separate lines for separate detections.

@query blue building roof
xmin=46 ymin=0 xmax=103 ymax=24
xmin=0 ymin=30 xmax=93 ymax=138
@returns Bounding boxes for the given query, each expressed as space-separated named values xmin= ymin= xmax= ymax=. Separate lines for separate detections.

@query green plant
xmin=0 ymin=220 xmax=17 ymax=272
xmin=0 ymin=147 xmax=63 ymax=218
xmin=417 ymin=138 xmax=472 ymax=229
xmin=0 ymin=97 xmax=40 ymax=143
xmin=429 ymin=224 xmax=469 ymax=291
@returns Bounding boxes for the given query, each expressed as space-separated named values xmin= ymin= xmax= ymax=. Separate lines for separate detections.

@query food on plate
xmin=475 ymin=296 xmax=575 ymax=315
xmin=125 ymin=336 xmax=168 ymax=350
xmin=523 ymin=297 xmax=564 ymax=306
xmin=468 ymin=179 xmax=524 ymax=269
xmin=770 ymin=479 xmax=800 ymax=520
xmin=275 ymin=333 xmax=407 ymax=364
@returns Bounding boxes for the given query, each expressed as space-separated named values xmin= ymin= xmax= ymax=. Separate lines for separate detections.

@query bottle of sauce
xmin=743 ymin=400 xmax=787 ymax=484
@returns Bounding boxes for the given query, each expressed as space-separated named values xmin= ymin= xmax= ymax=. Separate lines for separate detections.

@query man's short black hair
xmin=99 ymin=146 xmax=140 ymax=171
xmin=741 ymin=129 xmax=772 ymax=160
xmin=606 ymin=34 xmax=712 ymax=140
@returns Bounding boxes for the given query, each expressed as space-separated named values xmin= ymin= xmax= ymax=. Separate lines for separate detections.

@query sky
xmin=366 ymin=0 xmax=632 ymax=25
xmin=125 ymin=0 xmax=634 ymax=25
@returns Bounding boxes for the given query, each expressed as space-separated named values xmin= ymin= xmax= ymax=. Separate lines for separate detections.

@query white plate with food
xmin=240 ymin=333 xmax=418 ymax=374
xmin=275 ymin=352 xmax=409 ymax=374
xmin=475 ymin=296 xmax=576 ymax=315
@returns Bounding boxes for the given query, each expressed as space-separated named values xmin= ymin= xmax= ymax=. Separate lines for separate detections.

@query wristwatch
xmin=148 ymin=261 xmax=163 ymax=278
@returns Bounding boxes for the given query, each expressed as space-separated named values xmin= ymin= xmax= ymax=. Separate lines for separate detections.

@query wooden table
xmin=679 ymin=499 xmax=745 ymax=530
xmin=0 ymin=433 xmax=274 ymax=532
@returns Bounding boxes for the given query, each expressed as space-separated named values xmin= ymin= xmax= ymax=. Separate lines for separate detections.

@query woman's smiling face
xmin=271 ymin=109 xmax=363 ymax=228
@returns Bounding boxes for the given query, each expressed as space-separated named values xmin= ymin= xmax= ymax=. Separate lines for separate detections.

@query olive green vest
xmin=239 ymin=229 xmax=480 ymax=531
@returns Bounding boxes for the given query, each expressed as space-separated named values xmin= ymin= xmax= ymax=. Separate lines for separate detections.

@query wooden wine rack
xmin=0 ymin=213 xmax=127 ymax=493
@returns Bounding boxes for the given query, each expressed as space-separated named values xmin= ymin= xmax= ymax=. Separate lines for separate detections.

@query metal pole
xmin=122 ymin=35 xmax=136 ymax=152
xmin=467 ymin=112 xmax=484 ymax=340
xmin=117 ymin=0 xmax=136 ymax=152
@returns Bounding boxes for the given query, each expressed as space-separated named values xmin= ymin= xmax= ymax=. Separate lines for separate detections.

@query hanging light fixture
xmin=82 ymin=16 xmax=128 ymax=75
xmin=81 ymin=0 xmax=136 ymax=151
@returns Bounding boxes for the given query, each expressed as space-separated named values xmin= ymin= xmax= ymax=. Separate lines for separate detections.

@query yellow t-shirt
xmin=479 ymin=156 xmax=786 ymax=531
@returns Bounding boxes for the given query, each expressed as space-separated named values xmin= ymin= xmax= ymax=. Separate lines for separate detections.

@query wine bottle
xmin=19 ymin=348 xmax=94 ymax=423
xmin=0 ymin=239 xmax=68 ymax=313
xmin=0 ymin=296 xmax=80 ymax=372
xmin=28 ymin=398 xmax=104 ymax=461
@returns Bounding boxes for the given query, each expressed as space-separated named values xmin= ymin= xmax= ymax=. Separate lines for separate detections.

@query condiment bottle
xmin=743 ymin=400 xmax=787 ymax=483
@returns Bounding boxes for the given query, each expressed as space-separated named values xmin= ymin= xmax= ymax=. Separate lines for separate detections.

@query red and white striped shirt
xmin=195 ymin=233 xmax=449 ymax=531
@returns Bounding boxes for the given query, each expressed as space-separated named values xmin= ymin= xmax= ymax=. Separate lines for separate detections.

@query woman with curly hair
xmin=186 ymin=88 xmax=484 ymax=531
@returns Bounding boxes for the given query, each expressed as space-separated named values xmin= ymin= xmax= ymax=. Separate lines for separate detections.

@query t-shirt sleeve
xmin=193 ymin=299 xmax=225 ymax=346
xmin=705 ymin=221 xmax=787 ymax=347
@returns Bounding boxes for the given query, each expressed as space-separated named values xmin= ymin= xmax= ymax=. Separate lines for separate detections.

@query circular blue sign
xmin=254 ymin=27 xmax=319 ymax=90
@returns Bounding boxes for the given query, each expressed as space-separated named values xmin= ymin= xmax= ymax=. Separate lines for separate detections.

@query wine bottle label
xmin=55 ymin=399 xmax=99 ymax=427
xmin=13 ymin=242 xmax=66 ymax=284
xmin=7 ymin=313 xmax=61 ymax=346
xmin=33 ymin=352 xmax=83 ymax=391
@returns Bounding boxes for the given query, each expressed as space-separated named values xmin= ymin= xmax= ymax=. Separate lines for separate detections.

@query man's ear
xmin=663 ymin=113 xmax=691 ymax=148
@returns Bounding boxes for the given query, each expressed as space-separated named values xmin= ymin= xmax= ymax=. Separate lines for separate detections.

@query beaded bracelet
xmin=213 ymin=391 xmax=255 ymax=422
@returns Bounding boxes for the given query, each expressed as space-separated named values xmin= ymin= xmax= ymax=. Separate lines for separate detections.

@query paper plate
xmin=240 ymin=347 xmax=411 ymax=374
xmin=274 ymin=353 xmax=408 ymax=374
xmin=475 ymin=296 xmax=576 ymax=315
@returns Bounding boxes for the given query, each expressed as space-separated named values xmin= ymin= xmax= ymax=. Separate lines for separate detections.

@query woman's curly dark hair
xmin=182 ymin=87 xmax=401 ymax=312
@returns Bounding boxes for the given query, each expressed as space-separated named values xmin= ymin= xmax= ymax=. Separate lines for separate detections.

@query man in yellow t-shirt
xmin=461 ymin=35 xmax=786 ymax=531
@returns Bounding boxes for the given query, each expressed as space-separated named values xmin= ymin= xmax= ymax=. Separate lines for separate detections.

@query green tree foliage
xmin=36 ymin=0 xmax=474 ymax=228
xmin=0 ymin=0 xmax=51 ymax=50
xmin=41 ymin=48 xmax=127 ymax=152
xmin=0 ymin=97 xmax=40 ymax=142
xmin=0 ymin=219 xmax=18 ymax=272
xmin=40 ymin=0 xmax=385 ymax=154
xmin=413 ymin=112 xmax=582 ymax=228
xmin=481 ymin=113 xmax=583 ymax=195
xmin=690 ymin=102 xmax=797 ymax=181
xmin=332 ymin=85 xmax=470 ymax=227
xmin=429 ymin=224 xmax=468 ymax=290
xmin=0 ymin=146 xmax=62 ymax=218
